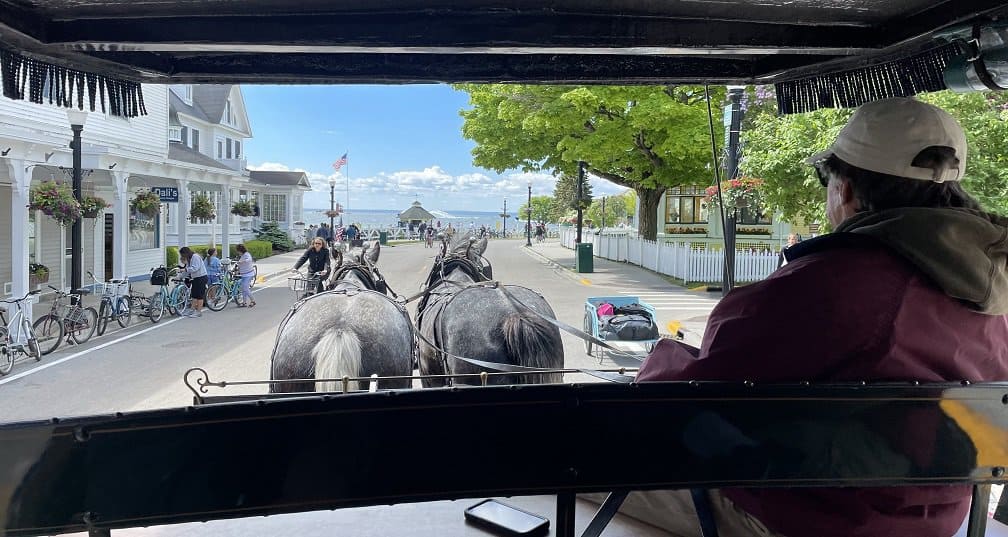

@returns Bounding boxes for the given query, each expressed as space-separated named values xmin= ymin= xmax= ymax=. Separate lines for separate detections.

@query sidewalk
xmin=522 ymin=239 xmax=715 ymax=342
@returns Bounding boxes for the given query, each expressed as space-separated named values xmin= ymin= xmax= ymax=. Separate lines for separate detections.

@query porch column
xmin=7 ymin=159 xmax=31 ymax=316
xmin=220 ymin=185 xmax=231 ymax=257
xmin=177 ymin=179 xmax=189 ymax=247
xmin=111 ymin=171 xmax=129 ymax=280
xmin=286 ymin=191 xmax=295 ymax=234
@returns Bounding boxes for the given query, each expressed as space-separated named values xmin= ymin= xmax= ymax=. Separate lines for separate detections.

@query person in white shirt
xmin=178 ymin=246 xmax=208 ymax=318
xmin=235 ymin=243 xmax=256 ymax=307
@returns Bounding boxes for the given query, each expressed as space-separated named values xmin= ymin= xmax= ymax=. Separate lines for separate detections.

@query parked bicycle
xmin=206 ymin=260 xmax=245 ymax=311
xmin=167 ymin=272 xmax=191 ymax=316
xmin=131 ymin=266 xmax=179 ymax=324
xmin=0 ymin=289 xmax=42 ymax=375
xmin=33 ymin=286 xmax=98 ymax=355
xmin=88 ymin=271 xmax=132 ymax=336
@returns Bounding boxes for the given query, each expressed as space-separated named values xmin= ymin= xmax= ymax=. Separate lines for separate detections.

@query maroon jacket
xmin=637 ymin=225 xmax=1008 ymax=537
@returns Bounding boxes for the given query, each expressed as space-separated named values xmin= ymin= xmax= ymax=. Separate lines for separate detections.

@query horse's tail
xmin=500 ymin=312 xmax=563 ymax=384
xmin=312 ymin=329 xmax=363 ymax=392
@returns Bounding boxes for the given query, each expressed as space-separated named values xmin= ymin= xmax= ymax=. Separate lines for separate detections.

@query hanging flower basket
xmin=324 ymin=209 xmax=341 ymax=218
xmin=704 ymin=177 xmax=766 ymax=211
xmin=189 ymin=193 xmax=216 ymax=222
xmin=130 ymin=190 xmax=161 ymax=218
xmin=80 ymin=195 xmax=110 ymax=218
xmin=29 ymin=180 xmax=82 ymax=227
xmin=29 ymin=263 xmax=50 ymax=286
xmin=231 ymin=199 xmax=256 ymax=217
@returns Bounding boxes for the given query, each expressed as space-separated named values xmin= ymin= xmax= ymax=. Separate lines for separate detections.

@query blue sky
xmin=242 ymin=85 xmax=625 ymax=212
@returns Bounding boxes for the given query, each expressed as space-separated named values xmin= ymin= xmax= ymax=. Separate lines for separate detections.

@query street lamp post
xmin=576 ymin=161 xmax=585 ymax=243
xmin=525 ymin=181 xmax=532 ymax=247
xmin=67 ymin=109 xmax=88 ymax=292
xmin=722 ymin=85 xmax=745 ymax=296
xmin=501 ymin=199 xmax=507 ymax=236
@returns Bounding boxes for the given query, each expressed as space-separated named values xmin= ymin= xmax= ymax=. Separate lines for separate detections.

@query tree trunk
xmin=636 ymin=187 xmax=665 ymax=241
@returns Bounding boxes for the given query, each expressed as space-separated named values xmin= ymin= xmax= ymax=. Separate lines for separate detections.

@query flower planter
xmin=29 ymin=273 xmax=49 ymax=287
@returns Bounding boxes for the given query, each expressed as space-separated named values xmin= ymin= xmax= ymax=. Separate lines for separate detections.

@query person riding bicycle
xmin=293 ymin=238 xmax=332 ymax=294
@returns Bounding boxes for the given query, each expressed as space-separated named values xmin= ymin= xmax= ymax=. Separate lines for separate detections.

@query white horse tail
xmin=313 ymin=329 xmax=363 ymax=392
xmin=500 ymin=312 xmax=563 ymax=384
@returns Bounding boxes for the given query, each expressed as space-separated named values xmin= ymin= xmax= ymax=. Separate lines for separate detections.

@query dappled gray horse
xmin=417 ymin=234 xmax=564 ymax=386
xmin=270 ymin=241 xmax=413 ymax=393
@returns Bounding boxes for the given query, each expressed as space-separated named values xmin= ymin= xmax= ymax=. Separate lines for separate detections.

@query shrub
xmin=244 ymin=240 xmax=273 ymax=260
xmin=254 ymin=222 xmax=294 ymax=252
xmin=165 ymin=246 xmax=179 ymax=268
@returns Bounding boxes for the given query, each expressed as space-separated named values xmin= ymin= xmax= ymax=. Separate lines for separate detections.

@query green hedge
xmin=166 ymin=246 xmax=179 ymax=268
xmin=244 ymin=240 xmax=273 ymax=260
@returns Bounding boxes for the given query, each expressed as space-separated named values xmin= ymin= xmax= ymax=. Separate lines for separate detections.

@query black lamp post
xmin=501 ymin=199 xmax=507 ymax=236
xmin=525 ymin=181 xmax=532 ymax=247
xmin=722 ymin=86 xmax=745 ymax=296
xmin=576 ymin=161 xmax=585 ymax=243
xmin=67 ymin=109 xmax=88 ymax=292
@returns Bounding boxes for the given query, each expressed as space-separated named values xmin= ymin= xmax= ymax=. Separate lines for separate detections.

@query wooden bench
xmin=1 ymin=381 xmax=1006 ymax=536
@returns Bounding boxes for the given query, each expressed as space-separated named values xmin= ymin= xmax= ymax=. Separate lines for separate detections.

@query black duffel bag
xmin=599 ymin=314 xmax=658 ymax=341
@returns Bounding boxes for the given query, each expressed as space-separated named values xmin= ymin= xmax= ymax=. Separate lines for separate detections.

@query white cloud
xmin=254 ymin=161 xmax=629 ymax=211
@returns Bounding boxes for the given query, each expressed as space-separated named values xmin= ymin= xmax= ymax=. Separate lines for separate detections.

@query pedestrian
xmin=235 ymin=243 xmax=256 ymax=307
xmin=776 ymin=233 xmax=800 ymax=268
xmin=206 ymin=247 xmax=222 ymax=285
xmin=177 ymin=246 xmax=208 ymax=318
xmin=293 ymin=237 xmax=331 ymax=294
xmin=626 ymin=98 xmax=1008 ymax=536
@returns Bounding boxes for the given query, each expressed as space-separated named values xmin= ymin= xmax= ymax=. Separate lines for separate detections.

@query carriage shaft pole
xmin=557 ymin=492 xmax=576 ymax=537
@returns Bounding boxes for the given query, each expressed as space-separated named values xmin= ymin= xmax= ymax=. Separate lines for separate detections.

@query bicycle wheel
xmin=96 ymin=299 xmax=111 ymax=336
xmin=32 ymin=314 xmax=64 ymax=355
xmin=68 ymin=307 xmax=98 ymax=345
xmin=115 ymin=296 xmax=132 ymax=328
xmin=149 ymin=294 xmax=164 ymax=323
xmin=584 ymin=313 xmax=593 ymax=356
xmin=0 ymin=327 xmax=12 ymax=375
xmin=166 ymin=285 xmax=180 ymax=315
xmin=205 ymin=283 xmax=229 ymax=311
xmin=249 ymin=265 xmax=258 ymax=288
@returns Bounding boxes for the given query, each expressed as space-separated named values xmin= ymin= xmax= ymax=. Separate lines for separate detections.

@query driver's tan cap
xmin=806 ymin=97 xmax=967 ymax=182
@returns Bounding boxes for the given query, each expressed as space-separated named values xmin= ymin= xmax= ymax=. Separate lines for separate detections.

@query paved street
xmin=0 ymin=239 xmax=719 ymax=423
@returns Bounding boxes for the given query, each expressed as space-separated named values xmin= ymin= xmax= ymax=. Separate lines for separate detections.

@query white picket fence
xmin=561 ymin=229 xmax=779 ymax=284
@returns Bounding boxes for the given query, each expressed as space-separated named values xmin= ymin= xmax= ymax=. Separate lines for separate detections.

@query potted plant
xmin=28 ymin=180 xmax=82 ymax=227
xmin=79 ymin=195 xmax=110 ymax=218
xmin=324 ymin=209 xmax=341 ymax=218
xmin=29 ymin=263 xmax=49 ymax=286
xmin=704 ymin=177 xmax=766 ymax=212
xmin=130 ymin=190 xmax=161 ymax=218
xmin=189 ymin=193 xmax=216 ymax=222
xmin=230 ymin=199 xmax=255 ymax=217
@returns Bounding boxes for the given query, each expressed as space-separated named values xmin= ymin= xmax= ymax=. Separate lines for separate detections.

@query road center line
xmin=0 ymin=278 xmax=284 ymax=385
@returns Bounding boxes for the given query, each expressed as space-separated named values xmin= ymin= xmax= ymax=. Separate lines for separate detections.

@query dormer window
xmin=168 ymin=126 xmax=182 ymax=142
xmin=170 ymin=84 xmax=193 ymax=105
xmin=224 ymin=99 xmax=235 ymax=126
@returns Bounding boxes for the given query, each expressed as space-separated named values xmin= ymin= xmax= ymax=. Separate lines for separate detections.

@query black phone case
xmin=464 ymin=499 xmax=550 ymax=537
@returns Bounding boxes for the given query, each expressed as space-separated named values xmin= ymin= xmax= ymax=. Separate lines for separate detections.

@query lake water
xmin=301 ymin=208 xmax=548 ymax=233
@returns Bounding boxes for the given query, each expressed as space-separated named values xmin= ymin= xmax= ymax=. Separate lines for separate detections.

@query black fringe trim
xmin=774 ymin=42 xmax=967 ymax=115
xmin=1 ymin=48 xmax=147 ymax=118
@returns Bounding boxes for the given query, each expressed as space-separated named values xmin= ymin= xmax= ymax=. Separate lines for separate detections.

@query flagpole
xmin=345 ymin=149 xmax=350 ymax=225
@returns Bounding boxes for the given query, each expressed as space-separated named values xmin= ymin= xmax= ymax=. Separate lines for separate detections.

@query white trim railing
xmin=561 ymin=229 xmax=779 ymax=284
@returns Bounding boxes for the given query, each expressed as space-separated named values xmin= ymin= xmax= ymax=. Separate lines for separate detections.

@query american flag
xmin=332 ymin=153 xmax=348 ymax=171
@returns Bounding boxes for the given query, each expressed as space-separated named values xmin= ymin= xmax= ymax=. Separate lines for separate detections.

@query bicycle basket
xmin=150 ymin=267 xmax=168 ymax=286
xmin=288 ymin=276 xmax=319 ymax=297
xmin=63 ymin=305 xmax=87 ymax=324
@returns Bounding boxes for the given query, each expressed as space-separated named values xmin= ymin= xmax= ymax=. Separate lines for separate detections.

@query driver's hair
xmin=820 ymin=147 xmax=982 ymax=212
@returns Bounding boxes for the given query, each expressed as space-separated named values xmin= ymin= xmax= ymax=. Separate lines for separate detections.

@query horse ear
xmin=473 ymin=236 xmax=488 ymax=256
xmin=367 ymin=241 xmax=381 ymax=264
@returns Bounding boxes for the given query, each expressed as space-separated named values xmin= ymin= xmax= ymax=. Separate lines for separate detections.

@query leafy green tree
xmin=457 ymin=84 xmax=721 ymax=240
xmin=742 ymin=88 xmax=1008 ymax=229
xmin=518 ymin=195 xmax=556 ymax=225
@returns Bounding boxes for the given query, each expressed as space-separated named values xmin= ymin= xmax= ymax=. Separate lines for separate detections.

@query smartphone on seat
xmin=464 ymin=499 xmax=550 ymax=536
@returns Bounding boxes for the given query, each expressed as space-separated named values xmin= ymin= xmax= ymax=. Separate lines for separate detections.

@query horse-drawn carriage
xmin=3 ymin=2 xmax=1008 ymax=537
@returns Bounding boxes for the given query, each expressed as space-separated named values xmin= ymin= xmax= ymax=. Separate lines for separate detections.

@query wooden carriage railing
xmin=1 ymin=381 xmax=1007 ymax=537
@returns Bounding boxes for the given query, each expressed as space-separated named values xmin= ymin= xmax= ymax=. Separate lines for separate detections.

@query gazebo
xmin=398 ymin=201 xmax=435 ymax=227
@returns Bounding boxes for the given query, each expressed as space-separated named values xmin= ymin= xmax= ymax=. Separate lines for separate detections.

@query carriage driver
xmin=293 ymin=238 xmax=332 ymax=294
xmin=623 ymin=98 xmax=1008 ymax=537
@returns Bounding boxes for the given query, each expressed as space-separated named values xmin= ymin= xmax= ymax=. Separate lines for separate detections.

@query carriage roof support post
xmin=722 ymin=86 xmax=744 ymax=297
xmin=576 ymin=161 xmax=585 ymax=244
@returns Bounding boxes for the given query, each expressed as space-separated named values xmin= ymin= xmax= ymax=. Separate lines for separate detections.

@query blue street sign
xmin=151 ymin=187 xmax=179 ymax=202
